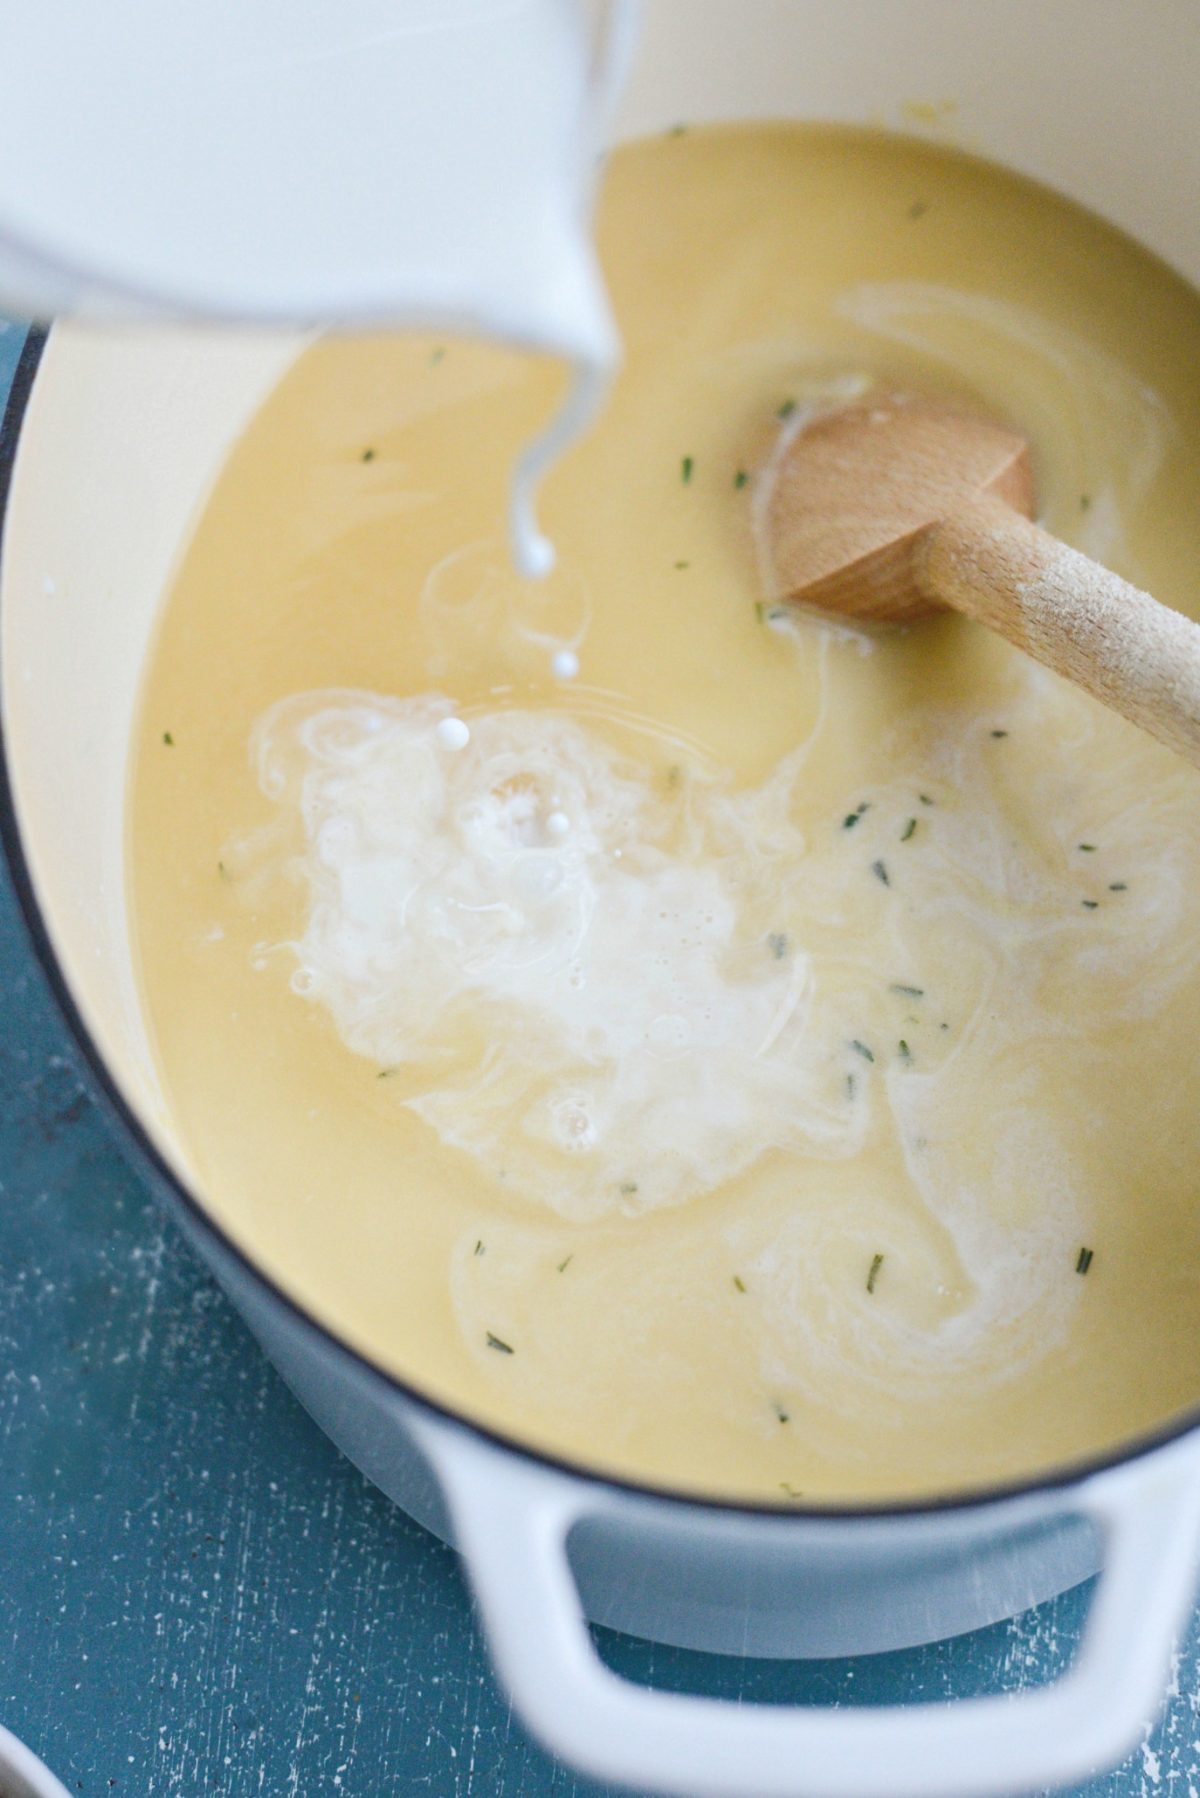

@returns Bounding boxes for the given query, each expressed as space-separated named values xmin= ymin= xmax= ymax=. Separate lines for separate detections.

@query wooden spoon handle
xmin=917 ymin=493 xmax=1200 ymax=768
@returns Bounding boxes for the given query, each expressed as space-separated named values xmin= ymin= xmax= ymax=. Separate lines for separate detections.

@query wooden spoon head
xmin=767 ymin=394 xmax=1036 ymax=623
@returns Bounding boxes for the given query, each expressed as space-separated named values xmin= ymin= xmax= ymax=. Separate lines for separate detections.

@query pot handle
xmin=429 ymin=1426 xmax=1200 ymax=1798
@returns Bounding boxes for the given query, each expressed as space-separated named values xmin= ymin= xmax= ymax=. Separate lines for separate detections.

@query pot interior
xmin=4 ymin=0 xmax=1200 ymax=1500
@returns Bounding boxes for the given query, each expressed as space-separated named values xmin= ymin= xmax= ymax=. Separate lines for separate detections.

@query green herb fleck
xmin=1109 ymin=881 xmax=1128 ymax=892
xmin=777 ymin=398 xmax=797 ymax=421
xmin=674 ymin=559 xmax=690 ymax=570
xmin=908 ymin=199 xmax=929 ymax=220
xmin=1078 ymin=843 xmax=1097 ymax=852
xmin=619 ymin=1180 xmax=639 ymax=1196
xmin=898 ymin=1040 xmax=912 ymax=1062
xmin=755 ymin=600 xmax=788 ymax=625
xmin=429 ymin=346 xmax=446 ymax=367
xmin=900 ymin=817 xmax=918 ymax=842
xmin=867 ymin=1252 xmax=884 ymax=1294
xmin=768 ymin=931 xmax=789 ymax=961
xmin=919 ymin=793 xmax=935 ymax=807
xmin=733 ymin=1274 xmax=747 ymax=1293
xmin=1080 ymin=493 xmax=1091 ymax=511
xmin=473 ymin=1239 xmax=485 ymax=1257
xmin=486 ymin=1331 xmax=514 ymax=1354
xmin=846 ymin=1072 xmax=857 ymax=1100
xmin=668 ymin=121 xmax=687 ymax=136
xmin=940 ymin=1021 xmax=950 ymax=1032
xmin=217 ymin=860 xmax=231 ymax=883
xmin=734 ymin=469 xmax=749 ymax=491
xmin=377 ymin=1066 xmax=399 ymax=1080
xmin=162 ymin=730 xmax=174 ymax=746
xmin=871 ymin=859 xmax=890 ymax=886
xmin=557 ymin=1255 xmax=573 ymax=1274
xmin=681 ymin=455 xmax=694 ymax=484
xmin=1076 ymin=1246 xmax=1094 ymax=1275
xmin=773 ymin=1401 xmax=791 ymax=1425
xmin=779 ymin=1481 xmax=803 ymax=1498
xmin=889 ymin=983 xmax=925 ymax=999
xmin=1081 ymin=899 xmax=1100 ymax=910
xmin=842 ymin=802 xmax=870 ymax=830
xmin=990 ymin=729 xmax=1009 ymax=740
xmin=850 ymin=1040 xmax=875 ymax=1064
xmin=361 ymin=447 xmax=376 ymax=463
xmin=665 ymin=764 xmax=682 ymax=789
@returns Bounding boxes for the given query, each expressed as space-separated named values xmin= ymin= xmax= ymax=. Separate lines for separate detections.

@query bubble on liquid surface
xmin=436 ymin=716 xmax=470 ymax=751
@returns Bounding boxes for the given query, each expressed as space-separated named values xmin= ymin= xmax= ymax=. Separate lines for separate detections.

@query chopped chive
xmin=361 ymin=447 xmax=376 ymax=463
xmin=768 ymin=932 xmax=789 ymax=961
xmin=1109 ymin=882 xmax=1128 ymax=892
xmin=871 ymin=859 xmax=890 ymax=886
xmin=162 ymin=730 xmax=174 ymax=746
xmin=619 ymin=1180 xmax=639 ymax=1196
xmin=429 ymin=346 xmax=446 ymax=366
xmin=846 ymin=1072 xmax=857 ymax=1100
xmin=777 ymin=398 xmax=797 ymax=421
xmin=668 ymin=122 xmax=687 ymax=136
xmin=940 ymin=1021 xmax=950 ymax=1032
xmin=217 ymin=860 xmax=231 ymax=882
xmin=850 ymin=1040 xmax=875 ymax=1064
xmin=377 ymin=1066 xmax=399 ymax=1080
xmin=486 ymin=1331 xmax=514 ymax=1354
xmin=1080 ymin=493 xmax=1091 ymax=511
xmin=1076 ymin=1246 xmax=1094 ymax=1276
xmin=1081 ymin=899 xmax=1099 ymax=910
xmin=734 ymin=469 xmax=749 ymax=490
xmin=889 ymin=983 xmax=925 ymax=999
xmin=867 ymin=1252 xmax=884 ymax=1294
xmin=990 ymin=729 xmax=1009 ymax=739
xmin=557 ymin=1255 xmax=573 ymax=1274
xmin=898 ymin=1039 xmax=912 ymax=1062
xmin=733 ymin=1274 xmax=747 ymax=1293
xmin=665 ymin=764 xmax=682 ymax=789
xmin=473 ymin=1239 xmax=485 ymax=1256
xmin=773 ymin=1402 xmax=791 ymax=1425
xmin=919 ymin=793 xmax=935 ymax=806
xmin=780 ymin=1481 xmax=803 ymax=1498
xmin=681 ymin=455 xmax=694 ymax=484
xmin=908 ymin=198 xmax=929 ymax=220
xmin=674 ymin=559 xmax=690 ymax=570
xmin=843 ymin=802 xmax=870 ymax=830
xmin=1078 ymin=843 xmax=1097 ymax=853
xmin=900 ymin=817 xmax=918 ymax=842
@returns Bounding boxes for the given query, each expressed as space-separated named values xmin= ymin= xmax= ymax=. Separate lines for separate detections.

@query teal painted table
xmin=0 ymin=320 xmax=1196 ymax=1798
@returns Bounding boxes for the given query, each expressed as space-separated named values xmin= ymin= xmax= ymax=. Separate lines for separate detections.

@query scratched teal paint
xmin=0 ymin=322 xmax=1191 ymax=1797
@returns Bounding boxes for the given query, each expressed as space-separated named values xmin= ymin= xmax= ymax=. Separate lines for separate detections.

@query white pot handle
xmin=429 ymin=1427 xmax=1200 ymax=1798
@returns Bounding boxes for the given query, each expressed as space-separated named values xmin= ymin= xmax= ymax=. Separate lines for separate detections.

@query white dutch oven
xmin=4 ymin=4 xmax=1200 ymax=1795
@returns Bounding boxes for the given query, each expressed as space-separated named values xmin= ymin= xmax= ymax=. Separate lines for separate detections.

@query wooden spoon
xmin=766 ymin=393 xmax=1200 ymax=768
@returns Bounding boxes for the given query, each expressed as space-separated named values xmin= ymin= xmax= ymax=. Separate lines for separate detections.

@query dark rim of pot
xmin=2 ymin=321 xmax=1195 ymax=1526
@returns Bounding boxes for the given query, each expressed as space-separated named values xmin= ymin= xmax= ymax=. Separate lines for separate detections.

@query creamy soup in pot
xmin=129 ymin=124 xmax=1200 ymax=1504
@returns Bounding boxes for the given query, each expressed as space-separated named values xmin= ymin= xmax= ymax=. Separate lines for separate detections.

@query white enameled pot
xmin=4 ymin=5 xmax=1200 ymax=1795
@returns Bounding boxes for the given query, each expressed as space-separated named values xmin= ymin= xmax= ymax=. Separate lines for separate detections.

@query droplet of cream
xmin=551 ymin=648 xmax=580 ymax=681
xmin=546 ymin=811 xmax=570 ymax=838
xmin=436 ymin=716 xmax=471 ymax=752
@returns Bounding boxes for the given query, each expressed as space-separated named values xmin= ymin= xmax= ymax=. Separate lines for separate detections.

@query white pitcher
xmin=0 ymin=0 xmax=637 ymax=568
